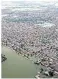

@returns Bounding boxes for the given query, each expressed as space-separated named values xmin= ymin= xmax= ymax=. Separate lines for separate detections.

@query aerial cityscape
xmin=1 ymin=0 xmax=58 ymax=78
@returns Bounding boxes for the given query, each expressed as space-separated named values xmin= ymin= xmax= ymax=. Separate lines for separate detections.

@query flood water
xmin=36 ymin=22 xmax=55 ymax=27
xmin=2 ymin=46 xmax=41 ymax=78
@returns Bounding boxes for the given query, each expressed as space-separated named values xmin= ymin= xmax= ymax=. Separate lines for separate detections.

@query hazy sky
xmin=2 ymin=0 xmax=58 ymax=2
xmin=2 ymin=0 xmax=58 ymax=8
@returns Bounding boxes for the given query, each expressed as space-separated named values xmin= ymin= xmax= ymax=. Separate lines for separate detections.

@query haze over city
xmin=1 ymin=0 xmax=58 ymax=78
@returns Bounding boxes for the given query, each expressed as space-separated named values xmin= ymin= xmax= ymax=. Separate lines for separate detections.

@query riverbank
xmin=2 ymin=46 xmax=41 ymax=78
xmin=2 ymin=43 xmax=58 ymax=78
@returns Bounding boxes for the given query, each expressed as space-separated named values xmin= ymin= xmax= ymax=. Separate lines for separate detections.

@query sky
xmin=2 ymin=0 xmax=58 ymax=2
xmin=1 ymin=0 xmax=58 ymax=8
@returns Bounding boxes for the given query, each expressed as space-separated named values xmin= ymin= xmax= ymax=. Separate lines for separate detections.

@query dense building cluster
xmin=2 ymin=2 xmax=58 ymax=77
